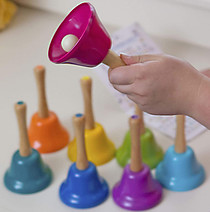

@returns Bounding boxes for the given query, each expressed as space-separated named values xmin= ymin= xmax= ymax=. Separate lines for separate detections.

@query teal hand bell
xmin=4 ymin=101 xmax=52 ymax=194
xmin=156 ymin=115 xmax=205 ymax=191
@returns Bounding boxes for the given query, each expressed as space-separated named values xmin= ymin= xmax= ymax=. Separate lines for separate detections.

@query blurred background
xmin=12 ymin=0 xmax=210 ymax=48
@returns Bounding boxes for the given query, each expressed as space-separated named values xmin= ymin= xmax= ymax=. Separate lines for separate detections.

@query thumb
xmin=120 ymin=54 xmax=160 ymax=65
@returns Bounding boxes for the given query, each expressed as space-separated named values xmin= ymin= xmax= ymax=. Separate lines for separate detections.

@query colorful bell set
xmin=3 ymin=2 xmax=207 ymax=212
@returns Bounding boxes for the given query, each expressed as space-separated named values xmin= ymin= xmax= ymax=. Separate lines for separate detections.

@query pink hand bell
xmin=48 ymin=2 xmax=125 ymax=69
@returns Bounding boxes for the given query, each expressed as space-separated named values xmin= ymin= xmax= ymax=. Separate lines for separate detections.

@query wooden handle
xmin=80 ymin=76 xmax=95 ymax=130
xmin=34 ymin=65 xmax=49 ymax=118
xmin=102 ymin=50 xmax=126 ymax=69
xmin=130 ymin=115 xmax=143 ymax=172
xmin=73 ymin=114 xmax=89 ymax=170
xmin=135 ymin=104 xmax=145 ymax=135
xmin=175 ymin=115 xmax=186 ymax=153
xmin=15 ymin=101 xmax=32 ymax=157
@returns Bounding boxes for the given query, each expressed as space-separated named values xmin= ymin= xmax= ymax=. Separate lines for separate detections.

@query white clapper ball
xmin=61 ymin=34 xmax=78 ymax=52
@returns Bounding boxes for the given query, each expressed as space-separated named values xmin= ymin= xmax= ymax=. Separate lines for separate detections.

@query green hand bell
xmin=116 ymin=106 xmax=164 ymax=169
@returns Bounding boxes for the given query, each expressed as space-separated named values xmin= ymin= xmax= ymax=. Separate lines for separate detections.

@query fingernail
xmin=120 ymin=53 xmax=130 ymax=58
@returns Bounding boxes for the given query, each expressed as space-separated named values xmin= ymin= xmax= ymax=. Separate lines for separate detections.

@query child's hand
xmin=108 ymin=54 xmax=204 ymax=118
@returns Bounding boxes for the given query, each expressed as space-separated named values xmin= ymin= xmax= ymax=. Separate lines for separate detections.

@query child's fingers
xmin=108 ymin=54 xmax=159 ymax=85
xmin=120 ymin=54 xmax=161 ymax=65
xmin=108 ymin=66 xmax=137 ymax=85
xmin=112 ymin=83 xmax=134 ymax=95
xmin=127 ymin=93 xmax=137 ymax=101
xmin=127 ymin=93 xmax=146 ymax=103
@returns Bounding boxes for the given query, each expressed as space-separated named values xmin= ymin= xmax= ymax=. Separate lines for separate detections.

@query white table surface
xmin=0 ymin=6 xmax=210 ymax=212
